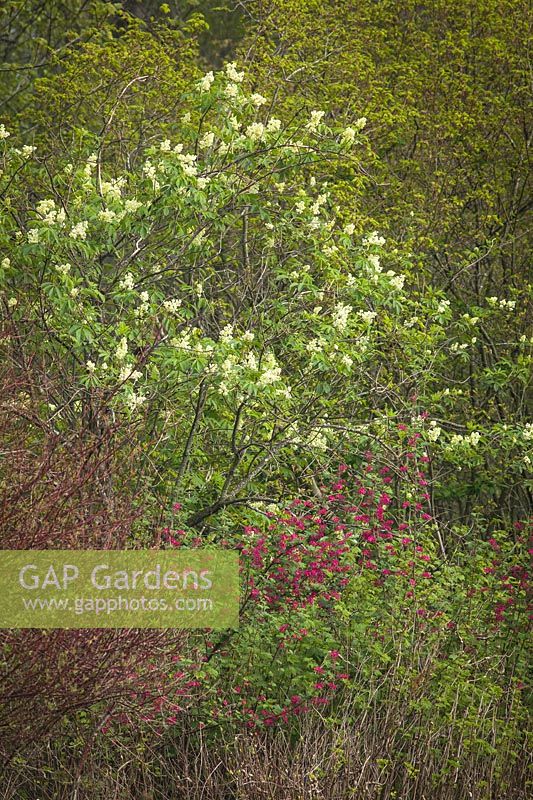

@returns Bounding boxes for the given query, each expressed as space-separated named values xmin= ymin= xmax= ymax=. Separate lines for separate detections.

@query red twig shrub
xmin=0 ymin=373 xmax=189 ymax=761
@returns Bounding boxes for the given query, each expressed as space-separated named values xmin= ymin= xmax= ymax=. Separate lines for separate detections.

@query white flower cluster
xmin=55 ymin=263 xmax=71 ymax=276
xmin=134 ymin=290 xmax=150 ymax=318
xmin=257 ymin=352 xmax=282 ymax=387
xmin=225 ymin=63 xmax=244 ymax=83
xmin=171 ymin=328 xmax=209 ymax=353
xmin=243 ymin=352 xmax=257 ymax=370
xmin=0 ymin=124 xmax=10 ymax=140
xmin=199 ymin=131 xmax=215 ymax=149
xmin=341 ymin=353 xmax=353 ymax=369
xmin=341 ymin=127 xmax=356 ymax=144
xmin=115 ymin=337 xmax=128 ymax=361
xmin=363 ymin=231 xmax=386 ymax=247
xmin=311 ymin=193 xmax=329 ymax=216
xmin=221 ymin=353 xmax=237 ymax=372
xmin=293 ymin=191 xmax=329 ymax=230
xmin=251 ymin=93 xmax=267 ymax=107
xmin=98 ymin=208 xmax=117 ymax=224
xmin=487 ymin=296 xmax=516 ymax=310
xmin=450 ymin=341 xmax=469 ymax=353
xmin=332 ymin=302 xmax=352 ymax=331
xmin=224 ymin=82 xmax=239 ymax=100
xmin=245 ymin=122 xmax=265 ymax=142
xmin=219 ymin=323 xmax=234 ymax=344
xmin=306 ymin=110 xmax=326 ymax=132
xmin=426 ymin=421 xmax=442 ymax=441
xmin=69 ymin=220 xmax=89 ymax=240
xmin=199 ymin=71 xmax=215 ymax=92
xmin=388 ymin=273 xmax=405 ymax=291
xmin=340 ymin=118 xmax=366 ymax=144
xmin=218 ymin=353 xmax=239 ymax=396
xmin=306 ymin=337 xmax=325 ymax=354
xmin=101 ymin=176 xmax=126 ymax=200
xmin=365 ymin=253 xmax=382 ymax=283
xmin=359 ymin=310 xmax=377 ymax=325
xmin=324 ymin=243 xmax=339 ymax=258
xmin=289 ymin=262 xmax=310 ymax=280
xmin=523 ymin=423 xmax=533 ymax=441
xmin=142 ymin=159 xmax=160 ymax=190
xmin=449 ymin=431 xmax=481 ymax=448
xmin=124 ymin=198 xmax=142 ymax=213
xmin=126 ymin=392 xmax=147 ymax=411
xmin=18 ymin=145 xmax=36 ymax=159
xmin=216 ymin=347 xmax=286 ymax=396
xmin=119 ymin=365 xmax=142 ymax=383
xmin=346 ymin=272 xmax=357 ymax=289
xmin=119 ymin=272 xmax=135 ymax=291
xmin=307 ymin=429 xmax=329 ymax=452
xmin=36 ymin=199 xmax=65 ymax=226
xmin=267 ymin=118 xmax=282 ymax=133
xmin=83 ymin=153 xmax=97 ymax=181
xmin=163 ymin=298 xmax=182 ymax=315
xmin=177 ymin=151 xmax=198 ymax=178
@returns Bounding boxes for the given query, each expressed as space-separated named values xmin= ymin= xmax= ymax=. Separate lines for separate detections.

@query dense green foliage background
xmin=0 ymin=2 xmax=531 ymax=799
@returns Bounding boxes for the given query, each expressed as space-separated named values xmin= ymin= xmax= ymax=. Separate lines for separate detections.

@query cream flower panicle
xmin=245 ymin=122 xmax=265 ymax=142
xmin=225 ymin=62 xmax=244 ymax=83
xmin=70 ymin=220 xmax=89 ymax=241
xmin=306 ymin=110 xmax=326 ymax=132
xmin=199 ymin=71 xmax=215 ymax=92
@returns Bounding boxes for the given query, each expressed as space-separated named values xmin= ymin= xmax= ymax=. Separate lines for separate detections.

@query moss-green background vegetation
xmin=0 ymin=2 xmax=531 ymax=798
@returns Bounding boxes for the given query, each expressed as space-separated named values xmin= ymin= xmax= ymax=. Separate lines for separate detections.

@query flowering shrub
xmin=1 ymin=65 xmax=531 ymax=540
xmin=86 ymin=434 xmax=531 ymax=799
xmin=164 ymin=428 xmax=530 ymax=736
xmin=0 ymin=56 xmax=531 ymax=800
xmin=0 ymin=70 xmax=409 ymax=530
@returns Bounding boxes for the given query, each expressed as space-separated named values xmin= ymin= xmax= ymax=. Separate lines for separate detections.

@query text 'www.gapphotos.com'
xmin=21 ymin=596 xmax=213 ymax=615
